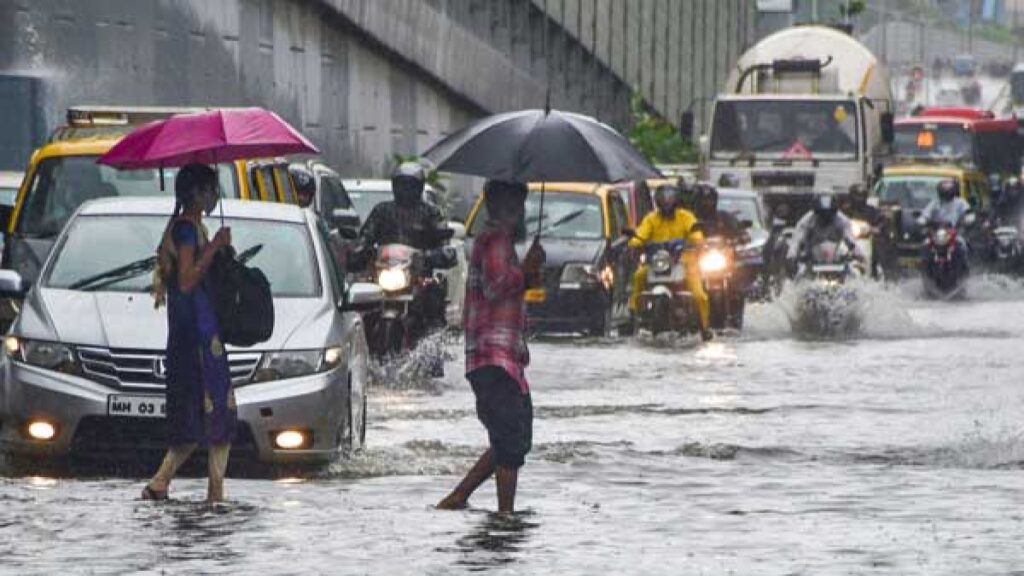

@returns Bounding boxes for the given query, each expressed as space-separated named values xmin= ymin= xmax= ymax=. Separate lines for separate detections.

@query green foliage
xmin=839 ymin=1 xmax=866 ymax=19
xmin=627 ymin=92 xmax=697 ymax=165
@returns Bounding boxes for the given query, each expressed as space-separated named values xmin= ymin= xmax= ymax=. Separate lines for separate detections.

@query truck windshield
xmin=892 ymin=124 xmax=973 ymax=162
xmin=711 ymin=100 xmax=859 ymax=161
xmin=17 ymin=156 xmax=238 ymax=237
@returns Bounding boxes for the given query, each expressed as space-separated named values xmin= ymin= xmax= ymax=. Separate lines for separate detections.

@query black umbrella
xmin=422 ymin=108 xmax=661 ymax=237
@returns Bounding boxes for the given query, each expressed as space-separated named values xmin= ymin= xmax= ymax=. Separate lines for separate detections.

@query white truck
xmin=698 ymin=25 xmax=894 ymax=225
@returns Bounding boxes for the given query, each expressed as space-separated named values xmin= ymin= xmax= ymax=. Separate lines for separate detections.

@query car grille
xmin=76 ymin=347 xmax=261 ymax=391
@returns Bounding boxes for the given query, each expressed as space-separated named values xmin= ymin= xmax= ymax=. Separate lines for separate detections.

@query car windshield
xmin=18 ymin=156 xmax=238 ymax=238
xmin=470 ymin=191 xmax=604 ymax=240
xmin=46 ymin=215 xmax=321 ymax=297
xmin=892 ymin=124 xmax=973 ymax=161
xmin=711 ymin=99 xmax=859 ymax=160
xmin=718 ymin=196 xmax=762 ymax=229
xmin=875 ymin=175 xmax=947 ymax=211
xmin=348 ymin=187 xmax=391 ymax=220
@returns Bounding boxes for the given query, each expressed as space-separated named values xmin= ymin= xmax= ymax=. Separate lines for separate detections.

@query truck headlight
xmin=252 ymin=347 xmax=344 ymax=382
xmin=377 ymin=268 xmax=409 ymax=292
xmin=4 ymin=337 xmax=79 ymax=374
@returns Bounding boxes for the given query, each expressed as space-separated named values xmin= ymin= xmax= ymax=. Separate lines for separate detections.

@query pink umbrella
xmin=97 ymin=107 xmax=318 ymax=170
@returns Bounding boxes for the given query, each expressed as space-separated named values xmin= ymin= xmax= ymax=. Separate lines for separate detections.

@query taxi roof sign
xmin=65 ymin=105 xmax=216 ymax=127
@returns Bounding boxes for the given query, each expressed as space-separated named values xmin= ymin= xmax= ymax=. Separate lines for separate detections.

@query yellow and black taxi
xmin=0 ymin=106 xmax=302 ymax=329
xmin=873 ymin=162 xmax=991 ymax=264
xmin=465 ymin=182 xmax=637 ymax=336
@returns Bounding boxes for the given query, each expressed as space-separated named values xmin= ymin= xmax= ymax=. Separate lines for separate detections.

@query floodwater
xmin=3 ymin=278 xmax=1024 ymax=575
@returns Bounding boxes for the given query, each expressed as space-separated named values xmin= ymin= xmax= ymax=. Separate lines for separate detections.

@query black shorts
xmin=469 ymin=366 xmax=533 ymax=469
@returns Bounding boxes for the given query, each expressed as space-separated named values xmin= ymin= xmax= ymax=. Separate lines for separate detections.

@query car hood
xmin=16 ymin=288 xmax=334 ymax=351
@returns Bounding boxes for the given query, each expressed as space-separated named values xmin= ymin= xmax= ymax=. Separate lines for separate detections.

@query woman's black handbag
xmin=209 ymin=248 xmax=275 ymax=347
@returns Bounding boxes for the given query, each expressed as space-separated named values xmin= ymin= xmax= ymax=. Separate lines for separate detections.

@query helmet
xmin=848 ymin=183 xmax=868 ymax=205
xmin=813 ymin=193 xmax=838 ymax=223
xmin=717 ymin=173 xmax=740 ymax=188
xmin=392 ymin=161 xmax=426 ymax=208
xmin=289 ymin=164 xmax=316 ymax=196
xmin=937 ymin=179 xmax=958 ymax=202
xmin=694 ymin=183 xmax=718 ymax=217
xmin=654 ymin=185 xmax=678 ymax=214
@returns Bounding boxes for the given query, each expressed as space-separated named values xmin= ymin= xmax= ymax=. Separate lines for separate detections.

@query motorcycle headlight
xmin=934 ymin=228 xmax=951 ymax=247
xmin=252 ymin=347 xmax=343 ymax=383
xmin=650 ymin=250 xmax=673 ymax=274
xmin=699 ymin=249 xmax=729 ymax=274
xmin=378 ymin=268 xmax=410 ymax=292
xmin=850 ymin=219 xmax=871 ymax=239
xmin=4 ymin=337 xmax=80 ymax=374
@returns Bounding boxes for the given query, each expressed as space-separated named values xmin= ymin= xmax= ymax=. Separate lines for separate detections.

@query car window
xmin=718 ymin=196 xmax=762 ymax=228
xmin=470 ymin=192 xmax=604 ymax=240
xmin=320 ymin=175 xmax=353 ymax=215
xmin=876 ymin=175 xmax=946 ymax=210
xmin=608 ymin=193 xmax=628 ymax=238
xmin=349 ymin=188 xmax=391 ymax=220
xmin=46 ymin=215 xmax=322 ymax=298
xmin=17 ymin=156 xmax=237 ymax=237
xmin=261 ymin=167 xmax=279 ymax=202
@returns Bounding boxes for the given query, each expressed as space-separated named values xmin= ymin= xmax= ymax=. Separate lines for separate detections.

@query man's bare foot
xmin=436 ymin=492 xmax=468 ymax=510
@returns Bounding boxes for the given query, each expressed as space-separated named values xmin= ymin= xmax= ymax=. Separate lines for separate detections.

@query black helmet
xmin=848 ymin=183 xmax=868 ymax=204
xmin=937 ymin=179 xmax=958 ymax=202
xmin=813 ymin=193 xmax=838 ymax=223
xmin=694 ymin=183 xmax=718 ymax=216
xmin=392 ymin=161 xmax=426 ymax=207
xmin=654 ymin=185 xmax=678 ymax=214
xmin=289 ymin=164 xmax=316 ymax=196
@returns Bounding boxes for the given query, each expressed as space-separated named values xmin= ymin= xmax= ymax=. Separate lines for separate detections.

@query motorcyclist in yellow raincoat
xmin=628 ymin=185 xmax=712 ymax=340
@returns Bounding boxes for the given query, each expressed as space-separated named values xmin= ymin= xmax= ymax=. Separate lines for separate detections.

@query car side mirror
xmin=336 ymin=226 xmax=359 ymax=240
xmin=343 ymin=282 xmax=383 ymax=310
xmin=881 ymin=112 xmax=895 ymax=143
xmin=738 ymin=219 xmax=753 ymax=230
xmin=622 ymin=227 xmax=636 ymax=238
xmin=772 ymin=217 xmax=787 ymax=230
xmin=0 ymin=270 xmax=27 ymax=297
xmin=679 ymin=111 xmax=695 ymax=140
xmin=447 ymin=221 xmax=466 ymax=240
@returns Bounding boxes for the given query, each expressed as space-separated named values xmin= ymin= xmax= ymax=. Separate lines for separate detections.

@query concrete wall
xmin=0 ymin=0 xmax=756 ymax=177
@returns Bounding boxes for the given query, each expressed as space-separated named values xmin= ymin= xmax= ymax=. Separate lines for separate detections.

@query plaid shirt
xmin=464 ymin=221 xmax=530 ymax=393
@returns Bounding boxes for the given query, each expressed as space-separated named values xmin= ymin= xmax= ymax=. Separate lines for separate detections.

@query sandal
xmin=141 ymin=485 xmax=168 ymax=501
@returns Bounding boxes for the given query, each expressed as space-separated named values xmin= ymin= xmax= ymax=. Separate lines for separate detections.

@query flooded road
xmin=3 ymin=279 xmax=1024 ymax=574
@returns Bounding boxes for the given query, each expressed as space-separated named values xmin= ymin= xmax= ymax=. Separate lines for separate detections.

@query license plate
xmin=107 ymin=394 xmax=166 ymax=418
xmin=524 ymin=288 xmax=546 ymax=303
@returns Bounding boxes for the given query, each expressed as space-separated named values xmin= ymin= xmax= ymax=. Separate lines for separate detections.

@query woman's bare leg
xmin=206 ymin=443 xmax=231 ymax=502
xmin=148 ymin=443 xmax=197 ymax=493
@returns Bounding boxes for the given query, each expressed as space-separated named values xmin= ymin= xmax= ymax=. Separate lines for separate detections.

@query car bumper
xmin=0 ymin=359 xmax=349 ymax=465
xmin=526 ymin=285 xmax=608 ymax=333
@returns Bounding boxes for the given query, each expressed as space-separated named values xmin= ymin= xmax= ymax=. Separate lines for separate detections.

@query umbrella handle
xmin=535 ymin=181 xmax=545 ymax=241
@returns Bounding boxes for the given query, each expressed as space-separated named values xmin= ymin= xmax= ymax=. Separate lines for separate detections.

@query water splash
xmin=369 ymin=330 xmax=459 ymax=392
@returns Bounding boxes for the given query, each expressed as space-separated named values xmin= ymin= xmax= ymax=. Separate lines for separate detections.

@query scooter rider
xmin=841 ymin=183 xmax=890 ymax=278
xmin=787 ymin=193 xmax=864 ymax=274
xmin=358 ymin=162 xmax=455 ymax=345
xmin=917 ymin=178 xmax=971 ymax=273
xmin=628 ymin=184 xmax=712 ymax=341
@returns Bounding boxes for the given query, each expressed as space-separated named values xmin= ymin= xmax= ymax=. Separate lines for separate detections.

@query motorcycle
xmin=636 ymin=240 xmax=700 ymax=336
xmin=699 ymin=235 xmax=744 ymax=330
xmin=921 ymin=220 xmax=970 ymax=299
xmin=792 ymin=240 xmax=864 ymax=337
xmin=988 ymin=224 xmax=1023 ymax=274
xmin=366 ymin=234 xmax=456 ymax=360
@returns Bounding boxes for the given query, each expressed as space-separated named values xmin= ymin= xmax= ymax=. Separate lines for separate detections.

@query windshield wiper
xmin=537 ymin=209 xmax=585 ymax=237
xmin=69 ymin=256 xmax=158 ymax=292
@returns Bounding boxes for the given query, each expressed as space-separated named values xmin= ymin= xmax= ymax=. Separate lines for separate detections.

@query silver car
xmin=0 ymin=198 xmax=378 ymax=466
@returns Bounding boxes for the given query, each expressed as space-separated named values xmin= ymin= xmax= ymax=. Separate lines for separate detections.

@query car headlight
xmin=560 ymin=263 xmax=599 ymax=289
xmin=4 ymin=337 xmax=80 ymax=374
xmin=377 ymin=268 xmax=409 ymax=292
xmin=252 ymin=347 xmax=344 ymax=383
xmin=850 ymin=219 xmax=871 ymax=239
xmin=699 ymin=249 xmax=729 ymax=274
xmin=650 ymin=250 xmax=673 ymax=273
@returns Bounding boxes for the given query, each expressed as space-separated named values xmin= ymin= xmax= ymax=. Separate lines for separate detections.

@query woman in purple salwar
xmin=141 ymin=164 xmax=234 ymax=502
